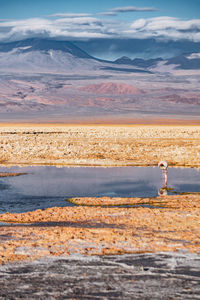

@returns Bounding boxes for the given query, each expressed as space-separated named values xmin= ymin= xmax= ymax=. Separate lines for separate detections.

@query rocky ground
xmin=0 ymin=252 xmax=200 ymax=299
xmin=0 ymin=194 xmax=200 ymax=299
xmin=0 ymin=124 xmax=200 ymax=167
xmin=0 ymin=194 xmax=199 ymax=265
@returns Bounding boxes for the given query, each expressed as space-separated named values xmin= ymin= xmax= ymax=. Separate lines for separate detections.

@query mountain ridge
xmin=0 ymin=38 xmax=95 ymax=59
xmin=114 ymin=53 xmax=200 ymax=70
xmin=0 ymin=38 xmax=200 ymax=73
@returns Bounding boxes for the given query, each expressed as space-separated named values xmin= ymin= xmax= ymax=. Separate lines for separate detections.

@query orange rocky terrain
xmin=0 ymin=194 xmax=200 ymax=264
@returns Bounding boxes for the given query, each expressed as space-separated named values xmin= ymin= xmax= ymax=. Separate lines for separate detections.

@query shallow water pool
xmin=0 ymin=166 xmax=200 ymax=213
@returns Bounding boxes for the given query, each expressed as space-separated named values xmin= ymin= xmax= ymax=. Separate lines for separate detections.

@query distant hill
xmin=165 ymin=53 xmax=200 ymax=69
xmin=115 ymin=56 xmax=163 ymax=68
xmin=79 ymin=82 xmax=141 ymax=95
xmin=114 ymin=53 xmax=200 ymax=70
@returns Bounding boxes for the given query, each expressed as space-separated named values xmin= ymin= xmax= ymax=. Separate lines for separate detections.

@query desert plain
xmin=0 ymin=124 xmax=200 ymax=267
xmin=0 ymin=123 xmax=200 ymax=167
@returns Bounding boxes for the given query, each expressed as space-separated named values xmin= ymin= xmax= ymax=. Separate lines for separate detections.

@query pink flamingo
xmin=158 ymin=161 xmax=168 ymax=188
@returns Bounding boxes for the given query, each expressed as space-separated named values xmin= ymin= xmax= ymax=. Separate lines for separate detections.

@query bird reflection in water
xmin=158 ymin=161 xmax=169 ymax=196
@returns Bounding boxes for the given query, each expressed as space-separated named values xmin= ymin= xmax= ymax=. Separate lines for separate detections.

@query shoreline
xmin=1 ymin=162 xmax=199 ymax=168
xmin=0 ymin=118 xmax=200 ymax=126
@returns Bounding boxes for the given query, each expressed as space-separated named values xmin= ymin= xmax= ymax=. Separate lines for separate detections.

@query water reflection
xmin=0 ymin=166 xmax=199 ymax=213
xmin=157 ymin=161 xmax=183 ymax=196
xmin=158 ymin=161 xmax=169 ymax=196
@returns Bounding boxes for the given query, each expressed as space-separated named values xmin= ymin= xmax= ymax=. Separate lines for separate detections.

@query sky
xmin=0 ymin=0 xmax=200 ymax=44
xmin=1 ymin=0 xmax=200 ymax=20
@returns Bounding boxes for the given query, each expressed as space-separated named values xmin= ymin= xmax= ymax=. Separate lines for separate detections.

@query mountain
xmin=0 ymin=38 xmax=199 ymax=121
xmin=165 ymin=53 xmax=200 ymax=69
xmin=74 ymin=38 xmax=200 ymax=61
xmin=0 ymin=38 xmax=200 ymax=76
xmin=0 ymin=38 xmax=94 ymax=59
xmin=79 ymin=82 xmax=141 ymax=95
xmin=0 ymin=38 xmax=158 ymax=74
xmin=115 ymin=56 xmax=163 ymax=68
xmin=0 ymin=38 xmax=102 ymax=73
xmin=114 ymin=52 xmax=200 ymax=70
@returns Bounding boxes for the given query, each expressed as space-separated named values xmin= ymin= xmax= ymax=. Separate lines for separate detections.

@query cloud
xmin=0 ymin=15 xmax=199 ymax=43
xmin=111 ymin=6 xmax=158 ymax=13
xmin=54 ymin=16 xmax=102 ymax=25
xmin=187 ymin=53 xmax=200 ymax=59
xmin=0 ymin=17 xmax=116 ymax=41
xmin=129 ymin=17 xmax=200 ymax=41
xmin=49 ymin=13 xmax=92 ymax=18
xmin=98 ymin=12 xmax=118 ymax=16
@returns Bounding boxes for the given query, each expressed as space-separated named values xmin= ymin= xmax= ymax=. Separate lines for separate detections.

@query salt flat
xmin=0 ymin=124 xmax=200 ymax=167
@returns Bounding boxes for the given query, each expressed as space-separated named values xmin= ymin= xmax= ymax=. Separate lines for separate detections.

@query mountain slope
xmin=0 ymin=38 xmax=94 ymax=59
xmin=115 ymin=56 xmax=163 ymax=68
xmin=0 ymin=38 xmax=102 ymax=73
xmin=114 ymin=53 xmax=200 ymax=70
xmin=165 ymin=53 xmax=200 ymax=69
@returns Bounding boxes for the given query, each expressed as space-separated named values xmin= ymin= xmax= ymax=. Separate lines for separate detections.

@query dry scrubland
xmin=0 ymin=124 xmax=200 ymax=167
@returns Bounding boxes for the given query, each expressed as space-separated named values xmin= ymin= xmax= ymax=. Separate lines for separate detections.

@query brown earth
xmin=0 ymin=194 xmax=200 ymax=265
xmin=0 ymin=124 xmax=200 ymax=167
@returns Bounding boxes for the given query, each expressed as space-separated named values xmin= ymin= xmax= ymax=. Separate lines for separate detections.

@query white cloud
xmin=187 ymin=53 xmax=200 ymax=59
xmin=111 ymin=6 xmax=158 ymax=12
xmin=49 ymin=13 xmax=92 ymax=18
xmin=131 ymin=17 xmax=200 ymax=31
xmin=0 ymin=17 xmax=114 ymax=41
xmin=54 ymin=16 xmax=101 ymax=25
xmin=0 ymin=15 xmax=199 ymax=42
xmin=98 ymin=12 xmax=117 ymax=16
xmin=129 ymin=17 xmax=200 ymax=41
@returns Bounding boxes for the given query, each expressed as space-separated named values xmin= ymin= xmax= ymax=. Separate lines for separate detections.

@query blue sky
xmin=0 ymin=0 xmax=200 ymax=43
xmin=0 ymin=0 xmax=200 ymax=20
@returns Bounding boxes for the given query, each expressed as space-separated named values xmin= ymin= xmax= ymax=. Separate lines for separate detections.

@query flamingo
xmin=158 ymin=161 xmax=168 ymax=188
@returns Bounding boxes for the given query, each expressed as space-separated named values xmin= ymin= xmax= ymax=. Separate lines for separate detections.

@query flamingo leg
xmin=162 ymin=169 xmax=168 ymax=188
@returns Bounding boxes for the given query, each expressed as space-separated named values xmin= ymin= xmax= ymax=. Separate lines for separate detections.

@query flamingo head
xmin=158 ymin=161 xmax=168 ymax=170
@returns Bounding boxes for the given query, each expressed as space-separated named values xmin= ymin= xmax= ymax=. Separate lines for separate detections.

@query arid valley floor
xmin=0 ymin=124 xmax=200 ymax=298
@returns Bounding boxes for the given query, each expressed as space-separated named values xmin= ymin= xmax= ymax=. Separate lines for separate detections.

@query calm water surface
xmin=0 ymin=166 xmax=200 ymax=213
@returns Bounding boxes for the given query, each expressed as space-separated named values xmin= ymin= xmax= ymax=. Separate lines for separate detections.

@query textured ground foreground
xmin=0 ymin=124 xmax=200 ymax=167
xmin=0 ymin=194 xmax=200 ymax=265
xmin=0 ymin=253 xmax=200 ymax=300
